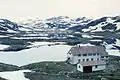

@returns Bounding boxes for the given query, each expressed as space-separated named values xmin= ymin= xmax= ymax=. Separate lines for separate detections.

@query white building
xmin=67 ymin=46 xmax=108 ymax=73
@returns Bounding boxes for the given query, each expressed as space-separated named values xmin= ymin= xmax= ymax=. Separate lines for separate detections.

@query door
xmin=83 ymin=66 xmax=92 ymax=73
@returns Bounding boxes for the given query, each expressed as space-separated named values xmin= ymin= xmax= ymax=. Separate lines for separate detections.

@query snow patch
xmin=116 ymin=39 xmax=120 ymax=45
xmin=90 ymin=39 xmax=103 ymax=42
xmin=106 ymin=18 xmax=115 ymax=23
xmin=116 ymin=23 xmax=120 ymax=30
xmin=82 ymin=34 xmax=92 ymax=38
xmin=7 ymin=24 xmax=13 ymax=28
xmin=19 ymin=27 xmax=31 ymax=31
xmin=0 ymin=35 xmax=8 ymax=38
xmin=106 ymin=50 xmax=120 ymax=56
xmin=7 ymin=29 xmax=17 ymax=33
xmin=67 ymin=35 xmax=74 ymax=37
xmin=82 ymin=28 xmax=90 ymax=32
xmin=0 ymin=70 xmax=31 ymax=80
xmin=28 ymin=42 xmax=63 ymax=47
xmin=11 ymin=37 xmax=50 ymax=39
xmin=91 ymin=35 xmax=103 ymax=38
xmin=0 ymin=20 xmax=4 ymax=22
xmin=0 ymin=45 xmax=9 ymax=50
xmin=77 ymin=43 xmax=95 ymax=46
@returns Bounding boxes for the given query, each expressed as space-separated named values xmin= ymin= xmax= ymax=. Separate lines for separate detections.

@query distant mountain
xmin=0 ymin=16 xmax=120 ymax=51
xmin=0 ymin=19 xmax=21 ymax=33
xmin=18 ymin=16 xmax=92 ymax=32
xmin=18 ymin=16 xmax=120 ymax=32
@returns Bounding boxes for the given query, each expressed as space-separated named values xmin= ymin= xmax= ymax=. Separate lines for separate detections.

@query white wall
xmin=68 ymin=54 xmax=101 ymax=64
xmin=92 ymin=65 xmax=106 ymax=71
xmin=67 ymin=54 xmax=74 ymax=64
xmin=77 ymin=63 xmax=83 ymax=72
xmin=77 ymin=64 xmax=106 ymax=72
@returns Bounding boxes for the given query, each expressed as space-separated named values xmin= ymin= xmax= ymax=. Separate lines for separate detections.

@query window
xmin=78 ymin=59 xmax=81 ymax=62
xmin=101 ymin=56 xmax=104 ymax=58
xmin=91 ymin=58 xmax=94 ymax=61
xmin=88 ymin=54 xmax=92 ymax=56
xmin=93 ymin=53 xmax=96 ymax=56
xmin=106 ymin=56 xmax=108 ymax=58
xmin=95 ymin=65 xmax=98 ymax=68
xmin=78 ymin=54 xmax=81 ymax=56
xmin=97 ymin=53 xmax=99 ymax=55
xmin=97 ymin=58 xmax=99 ymax=60
xmin=83 ymin=59 xmax=85 ymax=62
xmin=67 ymin=57 xmax=70 ymax=60
xmin=83 ymin=54 xmax=87 ymax=56
xmin=86 ymin=58 xmax=89 ymax=61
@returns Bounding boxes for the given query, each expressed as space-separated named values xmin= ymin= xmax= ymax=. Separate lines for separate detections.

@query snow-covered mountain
xmin=18 ymin=16 xmax=120 ymax=32
xmin=0 ymin=19 xmax=22 ymax=33
xmin=19 ymin=16 xmax=92 ymax=30
xmin=0 ymin=16 xmax=120 ymax=34
xmin=0 ymin=16 xmax=120 ymax=52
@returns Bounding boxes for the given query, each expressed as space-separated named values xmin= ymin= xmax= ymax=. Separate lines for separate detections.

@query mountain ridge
xmin=0 ymin=16 xmax=119 ymax=51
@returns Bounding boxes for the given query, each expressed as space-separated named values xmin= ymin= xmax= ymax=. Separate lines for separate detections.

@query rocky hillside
xmin=0 ymin=16 xmax=120 ymax=51
xmin=0 ymin=62 xmax=20 ymax=72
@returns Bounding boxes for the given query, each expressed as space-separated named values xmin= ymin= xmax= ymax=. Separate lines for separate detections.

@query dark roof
xmin=79 ymin=60 xmax=106 ymax=66
xmin=68 ymin=46 xmax=108 ymax=56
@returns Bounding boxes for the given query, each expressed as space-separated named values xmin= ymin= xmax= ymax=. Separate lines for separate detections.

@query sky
xmin=0 ymin=0 xmax=120 ymax=22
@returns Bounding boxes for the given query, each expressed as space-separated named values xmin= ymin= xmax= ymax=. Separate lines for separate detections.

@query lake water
xmin=0 ymin=45 xmax=71 ymax=66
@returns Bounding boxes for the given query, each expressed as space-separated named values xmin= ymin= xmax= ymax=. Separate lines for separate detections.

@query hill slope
xmin=0 ymin=16 xmax=119 ymax=51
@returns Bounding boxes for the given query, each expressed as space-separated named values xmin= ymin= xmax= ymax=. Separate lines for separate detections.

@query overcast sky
xmin=0 ymin=0 xmax=120 ymax=22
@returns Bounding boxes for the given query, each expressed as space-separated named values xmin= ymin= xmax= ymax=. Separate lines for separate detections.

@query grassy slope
xmin=0 ymin=63 xmax=20 ymax=72
xmin=21 ymin=55 xmax=120 ymax=80
xmin=0 ymin=77 xmax=7 ymax=80
xmin=21 ymin=61 xmax=76 ymax=74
